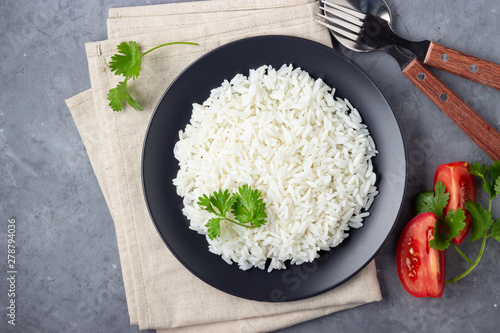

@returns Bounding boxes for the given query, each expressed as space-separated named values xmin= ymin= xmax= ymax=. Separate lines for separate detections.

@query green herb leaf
xmin=465 ymin=200 xmax=494 ymax=241
xmin=232 ymin=185 xmax=267 ymax=228
xmin=198 ymin=186 xmax=267 ymax=240
xmin=416 ymin=182 xmax=449 ymax=221
xmin=415 ymin=191 xmax=434 ymax=213
xmin=469 ymin=162 xmax=488 ymax=179
xmin=491 ymin=218 xmax=500 ymax=242
xmin=210 ymin=189 xmax=236 ymax=217
xmin=444 ymin=208 xmax=467 ymax=241
xmin=429 ymin=219 xmax=450 ymax=250
xmin=109 ymin=41 xmax=142 ymax=80
xmin=107 ymin=41 xmax=198 ymax=111
xmin=206 ymin=217 xmax=222 ymax=240
xmin=197 ymin=194 xmax=216 ymax=215
xmin=470 ymin=162 xmax=492 ymax=196
xmin=124 ymin=91 xmax=144 ymax=111
xmin=490 ymin=161 xmax=500 ymax=198
xmin=429 ymin=208 xmax=466 ymax=250
xmin=107 ymin=81 xmax=127 ymax=111
xmin=495 ymin=178 xmax=500 ymax=200
xmin=443 ymin=160 xmax=500 ymax=285
xmin=106 ymin=80 xmax=143 ymax=112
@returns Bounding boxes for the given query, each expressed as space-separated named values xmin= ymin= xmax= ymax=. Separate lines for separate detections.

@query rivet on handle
xmin=441 ymin=54 xmax=449 ymax=62
xmin=440 ymin=93 xmax=448 ymax=102
xmin=469 ymin=64 xmax=478 ymax=73
xmin=417 ymin=73 xmax=425 ymax=80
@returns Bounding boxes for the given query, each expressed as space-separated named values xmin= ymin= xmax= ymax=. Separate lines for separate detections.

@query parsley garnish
xmin=469 ymin=161 xmax=500 ymax=199
xmin=416 ymin=182 xmax=466 ymax=250
xmin=463 ymin=161 xmax=500 ymax=245
xmin=197 ymin=185 xmax=268 ymax=240
xmin=416 ymin=182 xmax=449 ymax=221
xmin=425 ymin=161 xmax=500 ymax=284
xmin=107 ymin=80 xmax=143 ymax=111
xmin=465 ymin=201 xmax=494 ymax=242
xmin=107 ymin=41 xmax=198 ymax=111
xmin=430 ymin=209 xmax=467 ymax=251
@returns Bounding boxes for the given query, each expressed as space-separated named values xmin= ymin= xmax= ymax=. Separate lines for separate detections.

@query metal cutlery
xmin=316 ymin=0 xmax=500 ymax=160
xmin=317 ymin=0 xmax=500 ymax=90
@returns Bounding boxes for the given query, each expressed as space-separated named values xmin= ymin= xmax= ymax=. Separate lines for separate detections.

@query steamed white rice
xmin=173 ymin=64 xmax=378 ymax=272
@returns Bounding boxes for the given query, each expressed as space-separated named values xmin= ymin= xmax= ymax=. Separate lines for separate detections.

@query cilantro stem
xmin=222 ymin=216 xmax=254 ymax=228
xmin=142 ymin=42 xmax=199 ymax=57
xmin=451 ymin=243 xmax=472 ymax=264
xmin=214 ymin=213 xmax=254 ymax=229
xmin=446 ymin=232 xmax=487 ymax=284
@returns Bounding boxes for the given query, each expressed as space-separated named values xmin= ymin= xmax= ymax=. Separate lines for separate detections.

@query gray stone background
xmin=1 ymin=0 xmax=499 ymax=332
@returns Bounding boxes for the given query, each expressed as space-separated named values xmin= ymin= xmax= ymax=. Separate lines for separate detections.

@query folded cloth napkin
xmin=65 ymin=1 xmax=382 ymax=331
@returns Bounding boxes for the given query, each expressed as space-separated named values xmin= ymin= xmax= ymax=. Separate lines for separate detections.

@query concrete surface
xmin=1 ymin=0 xmax=499 ymax=332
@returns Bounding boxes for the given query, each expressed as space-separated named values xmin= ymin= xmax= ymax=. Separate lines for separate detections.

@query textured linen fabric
xmin=65 ymin=1 xmax=383 ymax=331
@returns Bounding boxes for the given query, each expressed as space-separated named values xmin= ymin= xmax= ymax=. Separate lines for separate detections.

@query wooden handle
xmin=423 ymin=42 xmax=500 ymax=91
xmin=402 ymin=58 xmax=500 ymax=160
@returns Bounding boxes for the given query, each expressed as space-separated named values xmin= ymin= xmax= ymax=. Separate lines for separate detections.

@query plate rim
xmin=141 ymin=35 xmax=407 ymax=302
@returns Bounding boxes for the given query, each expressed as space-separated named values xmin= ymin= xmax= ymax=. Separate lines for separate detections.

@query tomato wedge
xmin=433 ymin=161 xmax=476 ymax=244
xmin=397 ymin=213 xmax=445 ymax=298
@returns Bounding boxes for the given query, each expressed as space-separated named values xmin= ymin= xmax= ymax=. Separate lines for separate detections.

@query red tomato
xmin=433 ymin=161 xmax=476 ymax=244
xmin=397 ymin=213 xmax=445 ymax=298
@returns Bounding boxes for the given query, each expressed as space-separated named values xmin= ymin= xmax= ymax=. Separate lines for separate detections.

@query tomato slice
xmin=433 ymin=161 xmax=476 ymax=244
xmin=397 ymin=213 xmax=445 ymax=298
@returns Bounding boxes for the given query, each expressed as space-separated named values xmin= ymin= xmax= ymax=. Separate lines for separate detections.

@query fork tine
xmin=321 ymin=0 xmax=366 ymax=20
xmin=321 ymin=3 xmax=364 ymax=29
xmin=318 ymin=6 xmax=363 ymax=34
xmin=316 ymin=0 xmax=367 ymax=43
xmin=315 ymin=14 xmax=360 ymax=43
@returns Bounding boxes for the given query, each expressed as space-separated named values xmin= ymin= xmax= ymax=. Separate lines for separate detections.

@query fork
xmin=315 ymin=1 xmax=500 ymax=160
xmin=316 ymin=0 xmax=500 ymax=91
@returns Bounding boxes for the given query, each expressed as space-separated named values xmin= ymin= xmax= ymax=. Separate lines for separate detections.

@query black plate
xmin=142 ymin=35 xmax=406 ymax=302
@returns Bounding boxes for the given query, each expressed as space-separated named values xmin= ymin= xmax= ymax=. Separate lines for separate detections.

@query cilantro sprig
xmin=469 ymin=161 xmax=500 ymax=205
xmin=107 ymin=41 xmax=198 ymax=111
xmin=446 ymin=161 xmax=500 ymax=284
xmin=418 ymin=161 xmax=500 ymax=284
xmin=416 ymin=182 xmax=466 ymax=251
xmin=464 ymin=161 xmax=500 ymax=243
xmin=198 ymin=185 xmax=268 ymax=240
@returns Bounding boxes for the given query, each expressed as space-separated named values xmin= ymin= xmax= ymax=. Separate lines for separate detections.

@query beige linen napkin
xmin=66 ymin=1 xmax=382 ymax=331
xmin=106 ymin=0 xmax=318 ymax=38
